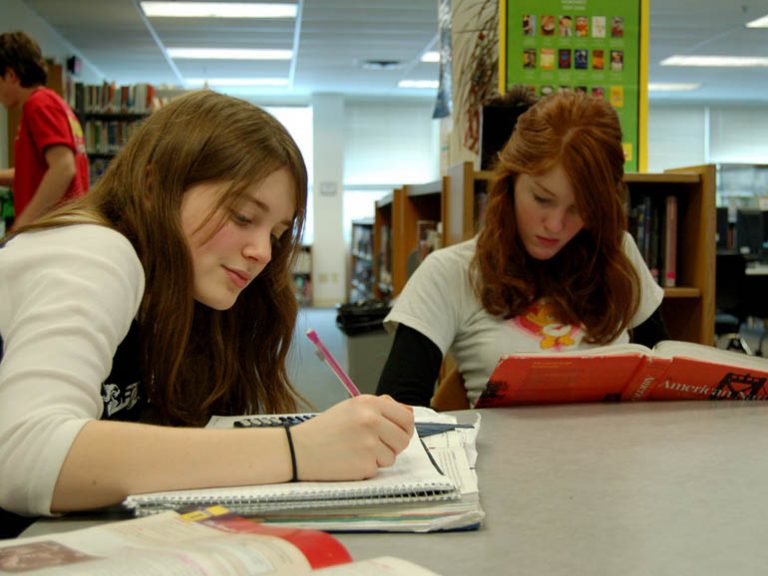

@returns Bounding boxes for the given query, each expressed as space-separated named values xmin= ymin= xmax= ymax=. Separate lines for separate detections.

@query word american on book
xmin=0 ymin=506 xmax=441 ymax=575
xmin=476 ymin=340 xmax=768 ymax=407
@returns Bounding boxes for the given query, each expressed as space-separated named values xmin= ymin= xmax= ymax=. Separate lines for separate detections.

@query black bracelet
xmin=283 ymin=424 xmax=298 ymax=482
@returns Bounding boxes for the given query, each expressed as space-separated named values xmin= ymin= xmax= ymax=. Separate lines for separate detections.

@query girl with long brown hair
xmin=0 ymin=90 xmax=413 ymax=534
xmin=377 ymin=90 xmax=667 ymax=407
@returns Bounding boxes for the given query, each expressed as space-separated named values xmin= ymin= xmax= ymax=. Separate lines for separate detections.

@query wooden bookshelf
xmin=628 ymin=165 xmax=716 ymax=345
xmin=445 ymin=162 xmax=493 ymax=246
xmin=397 ymin=178 xmax=447 ymax=289
xmin=371 ymin=178 xmax=449 ymax=298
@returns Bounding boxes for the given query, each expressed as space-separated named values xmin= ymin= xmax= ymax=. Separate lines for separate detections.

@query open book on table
xmin=476 ymin=340 xmax=768 ymax=407
xmin=123 ymin=424 xmax=462 ymax=525
xmin=0 ymin=506 xmax=441 ymax=575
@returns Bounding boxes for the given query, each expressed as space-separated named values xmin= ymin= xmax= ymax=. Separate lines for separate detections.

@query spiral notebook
xmin=123 ymin=426 xmax=459 ymax=518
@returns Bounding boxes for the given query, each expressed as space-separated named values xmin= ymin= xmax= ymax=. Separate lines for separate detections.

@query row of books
xmin=67 ymin=80 xmax=157 ymax=115
xmin=628 ymin=194 xmax=678 ymax=288
xmin=83 ymin=118 xmax=145 ymax=155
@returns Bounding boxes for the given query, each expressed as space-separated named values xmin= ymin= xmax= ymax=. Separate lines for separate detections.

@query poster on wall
xmin=503 ymin=0 xmax=645 ymax=172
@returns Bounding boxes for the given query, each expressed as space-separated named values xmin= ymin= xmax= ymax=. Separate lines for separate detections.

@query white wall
xmin=344 ymin=100 xmax=439 ymax=186
xmin=647 ymin=103 xmax=768 ymax=172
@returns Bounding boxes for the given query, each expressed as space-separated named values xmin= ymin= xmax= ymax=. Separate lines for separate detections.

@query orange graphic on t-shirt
xmin=514 ymin=300 xmax=581 ymax=350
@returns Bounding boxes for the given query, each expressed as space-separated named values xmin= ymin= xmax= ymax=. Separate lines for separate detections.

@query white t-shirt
xmin=0 ymin=225 xmax=145 ymax=516
xmin=384 ymin=234 xmax=664 ymax=406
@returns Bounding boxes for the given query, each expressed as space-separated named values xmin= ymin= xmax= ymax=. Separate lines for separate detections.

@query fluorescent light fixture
xmin=398 ymin=80 xmax=438 ymax=89
xmin=648 ymin=83 xmax=701 ymax=92
xmin=141 ymin=2 xmax=297 ymax=18
xmin=661 ymin=55 xmax=768 ymax=67
xmin=168 ymin=48 xmax=292 ymax=60
xmin=186 ymin=78 xmax=289 ymax=87
xmin=746 ymin=14 xmax=768 ymax=27
xmin=421 ymin=51 xmax=440 ymax=63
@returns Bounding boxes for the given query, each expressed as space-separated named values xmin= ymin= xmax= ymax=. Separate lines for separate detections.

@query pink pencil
xmin=305 ymin=328 xmax=362 ymax=397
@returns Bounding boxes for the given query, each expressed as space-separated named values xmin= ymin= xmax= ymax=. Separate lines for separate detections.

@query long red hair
xmin=472 ymin=91 xmax=639 ymax=343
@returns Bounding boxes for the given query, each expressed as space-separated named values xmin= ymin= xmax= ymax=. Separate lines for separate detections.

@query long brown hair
xmin=19 ymin=90 xmax=308 ymax=425
xmin=472 ymin=90 xmax=639 ymax=344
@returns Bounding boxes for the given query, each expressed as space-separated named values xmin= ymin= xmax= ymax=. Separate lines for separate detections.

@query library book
xmin=476 ymin=340 xmax=768 ymax=407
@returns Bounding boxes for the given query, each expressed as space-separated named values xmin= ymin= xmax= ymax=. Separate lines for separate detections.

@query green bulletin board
xmin=505 ymin=0 xmax=642 ymax=172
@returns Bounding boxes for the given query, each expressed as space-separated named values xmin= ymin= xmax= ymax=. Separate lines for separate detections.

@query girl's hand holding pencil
xmin=291 ymin=394 xmax=414 ymax=481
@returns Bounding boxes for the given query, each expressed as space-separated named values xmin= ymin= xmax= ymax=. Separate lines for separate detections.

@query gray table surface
xmin=22 ymin=402 xmax=768 ymax=576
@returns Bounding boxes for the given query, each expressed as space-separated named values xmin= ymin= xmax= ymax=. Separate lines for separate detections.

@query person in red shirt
xmin=0 ymin=31 xmax=89 ymax=230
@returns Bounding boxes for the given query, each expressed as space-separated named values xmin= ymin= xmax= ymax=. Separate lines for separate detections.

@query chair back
xmin=431 ymin=365 xmax=470 ymax=411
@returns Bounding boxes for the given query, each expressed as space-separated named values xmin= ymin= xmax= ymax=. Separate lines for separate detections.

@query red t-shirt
xmin=13 ymin=87 xmax=89 ymax=218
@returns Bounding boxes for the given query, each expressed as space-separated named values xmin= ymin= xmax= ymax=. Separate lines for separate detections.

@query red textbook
xmin=0 ymin=506 xmax=441 ymax=575
xmin=475 ymin=340 xmax=768 ymax=407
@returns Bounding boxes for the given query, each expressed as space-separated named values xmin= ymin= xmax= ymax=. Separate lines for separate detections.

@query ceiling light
xmin=398 ymin=80 xmax=438 ymax=89
xmin=168 ymin=48 xmax=292 ymax=60
xmin=661 ymin=55 xmax=768 ymax=67
xmin=140 ymin=2 xmax=297 ymax=18
xmin=421 ymin=51 xmax=440 ymax=63
xmin=746 ymin=14 xmax=768 ymax=27
xmin=186 ymin=78 xmax=289 ymax=87
xmin=648 ymin=83 xmax=701 ymax=92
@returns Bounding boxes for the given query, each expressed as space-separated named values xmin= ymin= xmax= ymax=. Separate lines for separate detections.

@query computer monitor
xmin=735 ymin=208 xmax=765 ymax=256
xmin=716 ymin=206 xmax=729 ymax=250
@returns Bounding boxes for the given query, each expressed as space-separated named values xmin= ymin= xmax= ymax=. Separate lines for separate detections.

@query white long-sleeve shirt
xmin=0 ymin=224 xmax=145 ymax=516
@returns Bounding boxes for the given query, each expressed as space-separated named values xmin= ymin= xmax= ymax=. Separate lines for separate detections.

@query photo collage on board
xmin=518 ymin=12 xmax=626 ymax=107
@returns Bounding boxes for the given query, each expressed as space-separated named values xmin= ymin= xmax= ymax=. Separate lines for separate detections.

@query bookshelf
xmin=350 ymin=218 xmax=374 ymax=301
xmin=444 ymin=162 xmax=493 ymax=246
xmin=71 ymin=82 xmax=155 ymax=182
xmin=627 ymin=165 xmax=716 ymax=345
xmin=384 ymin=162 xmax=715 ymax=345
xmin=370 ymin=178 xmax=449 ymax=299
xmin=292 ymin=244 xmax=312 ymax=306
